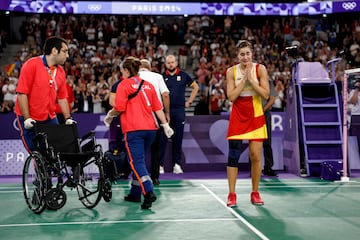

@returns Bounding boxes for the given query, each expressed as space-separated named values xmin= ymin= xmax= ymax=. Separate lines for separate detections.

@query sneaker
xmin=250 ymin=191 xmax=264 ymax=205
xmin=124 ymin=194 xmax=141 ymax=203
xmin=141 ymin=191 xmax=157 ymax=209
xmin=159 ymin=166 xmax=165 ymax=174
xmin=152 ymin=178 xmax=160 ymax=186
xmin=263 ymin=169 xmax=278 ymax=177
xmin=173 ymin=164 xmax=183 ymax=174
xmin=227 ymin=192 xmax=237 ymax=207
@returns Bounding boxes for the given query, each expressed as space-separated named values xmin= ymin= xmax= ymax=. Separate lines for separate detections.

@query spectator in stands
xmin=178 ymin=44 xmax=188 ymax=70
xmin=73 ymin=84 xmax=85 ymax=113
xmin=183 ymin=29 xmax=195 ymax=47
xmin=200 ymin=14 xmax=213 ymax=35
xmin=14 ymin=36 xmax=76 ymax=153
xmin=103 ymin=56 xmax=173 ymax=209
xmin=210 ymin=83 xmax=225 ymax=115
xmin=0 ymin=74 xmax=4 ymax=109
xmin=97 ymin=74 xmax=109 ymax=89
xmin=159 ymin=55 xmax=199 ymax=174
xmin=0 ymin=29 xmax=7 ymax=55
xmin=83 ymin=84 xmax=94 ymax=113
xmin=1 ymin=77 xmax=16 ymax=113
xmin=225 ymin=40 xmax=269 ymax=207
xmin=86 ymin=23 xmax=96 ymax=45
xmin=190 ymin=40 xmax=201 ymax=72
xmin=224 ymin=16 xmax=232 ymax=35
xmin=158 ymin=41 xmax=169 ymax=56
xmin=196 ymin=60 xmax=211 ymax=96
xmin=350 ymin=40 xmax=360 ymax=66
xmin=99 ymin=84 xmax=111 ymax=113
xmin=271 ymin=76 xmax=285 ymax=112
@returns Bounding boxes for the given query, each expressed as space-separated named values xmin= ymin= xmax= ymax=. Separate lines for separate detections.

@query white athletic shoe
xmin=159 ymin=166 xmax=165 ymax=174
xmin=173 ymin=164 xmax=184 ymax=174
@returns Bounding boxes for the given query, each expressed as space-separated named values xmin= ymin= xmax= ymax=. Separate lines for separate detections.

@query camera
xmin=349 ymin=75 xmax=360 ymax=89
xmin=354 ymin=79 xmax=360 ymax=88
xmin=285 ymin=45 xmax=298 ymax=58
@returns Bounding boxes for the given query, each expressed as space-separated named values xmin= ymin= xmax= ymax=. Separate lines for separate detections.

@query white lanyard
xmin=41 ymin=55 xmax=58 ymax=92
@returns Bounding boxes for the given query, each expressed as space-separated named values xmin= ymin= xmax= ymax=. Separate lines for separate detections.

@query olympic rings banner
xmin=0 ymin=1 xmax=359 ymax=16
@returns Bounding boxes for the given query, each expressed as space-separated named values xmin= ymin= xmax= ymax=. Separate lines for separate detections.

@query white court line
xmin=201 ymin=184 xmax=270 ymax=240
xmin=1 ymin=183 xmax=360 ymax=194
xmin=1 ymin=180 xmax=360 ymax=189
xmin=0 ymin=218 xmax=237 ymax=228
xmin=1 ymin=179 xmax=359 ymax=189
xmin=206 ymin=179 xmax=359 ymax=186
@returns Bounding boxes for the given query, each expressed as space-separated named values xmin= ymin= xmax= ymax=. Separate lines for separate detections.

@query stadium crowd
xmin=1 ymin=13 xmax=360 ymax=114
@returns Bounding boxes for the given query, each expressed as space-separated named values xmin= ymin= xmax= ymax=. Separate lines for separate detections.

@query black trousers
xmin=350 ymin=115 xmax=360 ymax=153
xmin=263 ymin=110 xmax=274 ymax=170
xmin=150 ymin=128 xmax=161 ymax=180
xmin=160 ymin=110 xmax=185 ymax=167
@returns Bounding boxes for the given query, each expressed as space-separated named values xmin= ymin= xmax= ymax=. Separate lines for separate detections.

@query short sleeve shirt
xmin=139 ymin=69 xmax=169 ymax=105
xmin=114 ymin=76 xmax=162 ymax=133
xmin=162 ymin=69 xmax=194 ymax=110
xmin=15 ymin=56 xmax=68 ymax=121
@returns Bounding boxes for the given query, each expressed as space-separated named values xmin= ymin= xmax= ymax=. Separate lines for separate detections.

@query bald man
xmin=160 ymin=55 xmax=199 ymax=174
xmin=139 ymin=59 xmax=170 ymax=185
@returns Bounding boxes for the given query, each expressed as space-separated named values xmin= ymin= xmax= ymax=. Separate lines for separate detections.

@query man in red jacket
xmin=15 ymin=36 xmax=75 ymax=153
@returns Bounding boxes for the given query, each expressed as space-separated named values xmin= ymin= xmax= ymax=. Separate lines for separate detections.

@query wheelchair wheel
xmin=77 ymin=158 xmax=104 ymax=208
xmin=102 ymin=180 xmax=112 ymax=202
xmin=22 ymin=152 xmax=49 ymax=214
xmin=45 ymin=188 xmax=67 ymax=210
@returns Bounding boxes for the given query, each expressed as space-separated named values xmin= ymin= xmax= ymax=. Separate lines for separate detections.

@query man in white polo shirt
xmin=139 ymin=59 xmax=170 ymax=185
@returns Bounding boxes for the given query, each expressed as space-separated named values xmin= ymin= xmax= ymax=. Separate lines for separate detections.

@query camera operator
xmin=349 ymin=79 xmax=360 ymax=115
xmin=349 ymin=78 xmax=360 ymax=151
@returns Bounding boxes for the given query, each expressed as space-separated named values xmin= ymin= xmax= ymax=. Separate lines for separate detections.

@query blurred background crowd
xmin=0 ymin=13 xmax=359 ymax=115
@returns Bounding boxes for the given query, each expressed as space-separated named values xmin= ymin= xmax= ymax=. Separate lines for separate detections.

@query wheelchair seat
xmin=34 ymin=123 xmax=99 ymax=166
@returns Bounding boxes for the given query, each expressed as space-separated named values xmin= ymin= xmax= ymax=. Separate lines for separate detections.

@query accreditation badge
xmin=177 ymin=76 xmax=181 ymax=81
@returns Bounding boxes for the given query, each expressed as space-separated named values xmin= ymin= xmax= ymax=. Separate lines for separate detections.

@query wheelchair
xmin=22 ymin=123 xmax=112 ymax=214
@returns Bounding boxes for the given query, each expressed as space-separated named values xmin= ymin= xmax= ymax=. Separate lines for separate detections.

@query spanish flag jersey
xmin=227 ymin=63 xmax=267 ymax=140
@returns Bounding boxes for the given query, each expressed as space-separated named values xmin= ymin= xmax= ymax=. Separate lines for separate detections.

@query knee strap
xmin=227 ymin=140 xmax=242 ymax=167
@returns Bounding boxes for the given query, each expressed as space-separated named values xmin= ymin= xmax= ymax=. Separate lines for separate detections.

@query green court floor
xmin=1 ymin=178 xmax=360 ymax=240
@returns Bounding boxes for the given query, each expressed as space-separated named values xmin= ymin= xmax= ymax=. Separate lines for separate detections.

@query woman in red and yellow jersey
xmin=225 ymin=40 xmax=270 ymax=207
